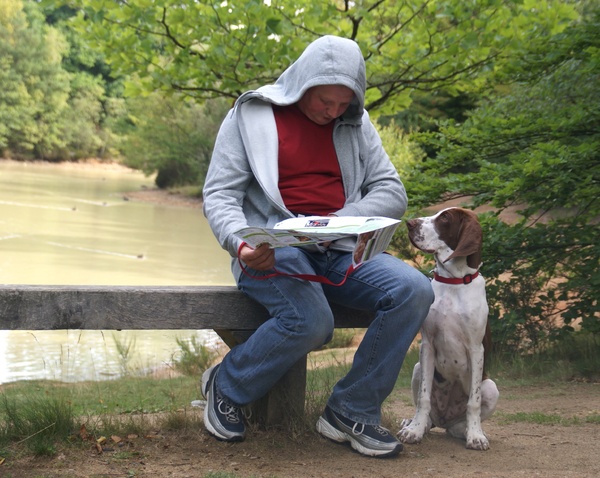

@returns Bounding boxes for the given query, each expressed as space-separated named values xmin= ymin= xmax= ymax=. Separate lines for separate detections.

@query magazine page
xmin=351 ymin=223 xmax=400 ymax=266
xmin=273 ymin=215 xmax=400 ymax=235
xmin=234 ymin=216 xmax=401 ymax=266
xmin=234 ymin=226 xmax=350 ymax=249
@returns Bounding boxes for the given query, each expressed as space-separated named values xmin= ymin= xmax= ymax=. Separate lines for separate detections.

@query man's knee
xmin=281 ymin=304 xmax=334 ymax=348
xmin=394 ymin=267 xmax=434 ymax=309
xmin=415 ymin=272 xmax=435 ymax=306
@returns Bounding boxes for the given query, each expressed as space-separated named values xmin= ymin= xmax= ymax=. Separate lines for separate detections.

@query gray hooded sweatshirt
xmin=203 ymin=35 xmax=407 ymax=278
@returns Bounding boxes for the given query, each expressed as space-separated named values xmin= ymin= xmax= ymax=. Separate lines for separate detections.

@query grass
xmin=0 ymin=393 xmax=74 ymax=456
xmin=0 ymin=333 xmax=215 ymax=459
xmin=0 ymin=374 xmax=199 ymax=417
xmin=496 ymin=411 xmax=600 ymax=426
xmin=487 ymin=332 xmax=600 ymax=385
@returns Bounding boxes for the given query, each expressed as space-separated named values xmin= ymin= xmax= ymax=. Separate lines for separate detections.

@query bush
xmin=117 ymin=94 xmax=229 ymax=188
xmin=173 ymin=335 xmax=218 ymax=377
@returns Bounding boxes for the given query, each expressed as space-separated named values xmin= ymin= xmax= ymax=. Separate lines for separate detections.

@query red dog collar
xmin=434 ymin=271 xmax=480 ymax=285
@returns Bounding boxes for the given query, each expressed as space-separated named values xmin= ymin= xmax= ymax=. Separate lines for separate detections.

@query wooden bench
xmin=0 ymin=284 xmax=373 ymax=427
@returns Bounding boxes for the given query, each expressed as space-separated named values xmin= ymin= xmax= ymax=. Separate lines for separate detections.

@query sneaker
xmin=316 ymin=405 xmax=402 ymax=458
xmin=201 ymin=365 xmax=246 ymax=442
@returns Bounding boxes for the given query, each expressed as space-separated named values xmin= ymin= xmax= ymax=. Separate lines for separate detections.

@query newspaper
xmin=235 ymin=216 xmax=401 ymax=266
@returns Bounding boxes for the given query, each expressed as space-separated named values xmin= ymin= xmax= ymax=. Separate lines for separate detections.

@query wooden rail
xmin=0 ymin=285 xmax=373 ymax=427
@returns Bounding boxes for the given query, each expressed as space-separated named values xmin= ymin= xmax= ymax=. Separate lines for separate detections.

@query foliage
xmin=66 ymin=0 xmax=578 ymax=116
xmin=112 ymin=332 xmax=137 ymax=377
xmin=0 ymin=0 xmax=70 ymax=158
xmin=407 ymin=8 xmax=600 ymax=352
xmin=376 ymin=120 xmax=426 ymax=179
xmin=116 ymin=93 xmax=229 ymax=188
xmin=488 ymin=330 xmax=600 ymax=383
xmin=3 ymin=1 xmax=593 ymax=356
xmin=376 ymin=119 xmax=430 ymax=262
xmin=0 ymin=0 xmax=122 ymax=160
xmin=173 ymin=335 xmax=218 ymax=377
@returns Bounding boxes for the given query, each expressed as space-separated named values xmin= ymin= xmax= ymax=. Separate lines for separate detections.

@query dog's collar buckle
xmin=434 ymin=271 xmax=480 ymax=285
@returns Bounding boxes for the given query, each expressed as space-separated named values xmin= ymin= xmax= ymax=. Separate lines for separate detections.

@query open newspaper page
xmin=235 ymin=216 xmax=401 ymax=266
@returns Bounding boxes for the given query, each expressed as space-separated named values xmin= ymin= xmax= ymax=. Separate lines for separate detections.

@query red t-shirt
xmin=273 ymin=104 xmax=345 ymax=216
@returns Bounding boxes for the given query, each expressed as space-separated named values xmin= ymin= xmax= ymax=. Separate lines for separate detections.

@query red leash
xmin=237 ymin=242 xmax=357 ymax=287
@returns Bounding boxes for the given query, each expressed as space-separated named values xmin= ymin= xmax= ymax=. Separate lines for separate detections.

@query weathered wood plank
xmin=0 ymin=285 xmax=374 ymax=330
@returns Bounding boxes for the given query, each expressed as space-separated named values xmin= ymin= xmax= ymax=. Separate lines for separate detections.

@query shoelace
xmin=351 ymin=422 xmax=390 ymax=437
xmin=217 ymin=398 xmax=242 ymax=424
xmin=351 ymin=422 xmax=365 ymax=436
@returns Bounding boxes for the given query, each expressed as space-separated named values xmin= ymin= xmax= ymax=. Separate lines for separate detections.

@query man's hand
xmin=239 ymin=243 xmax=276 ymax=271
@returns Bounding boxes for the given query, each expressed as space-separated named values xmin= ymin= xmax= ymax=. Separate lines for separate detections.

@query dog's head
xmin=406 ymin=207 xmax=482 ymax=269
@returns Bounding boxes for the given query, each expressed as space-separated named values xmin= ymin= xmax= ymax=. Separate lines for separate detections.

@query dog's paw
xmin=397 ymin=422 xmax=424 ymax=444
xmin=466 ymin=431 xmax=490 ymax=451
xmin=399 ymin=418 xmax=412 ymax=429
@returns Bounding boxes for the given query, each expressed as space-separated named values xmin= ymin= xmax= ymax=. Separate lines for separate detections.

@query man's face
xmin=296 ymin=85 xmax=355 ymax=125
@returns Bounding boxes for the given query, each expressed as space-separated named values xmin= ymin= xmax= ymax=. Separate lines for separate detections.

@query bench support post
xmin=215 ymin=328 xmax=307 ymax=428
xmin=250 ymin=356 xmax=307 ymax=428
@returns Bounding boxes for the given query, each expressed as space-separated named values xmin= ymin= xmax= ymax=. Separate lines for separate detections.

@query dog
xmin=398 ymin=207 xmax=499 ymax=450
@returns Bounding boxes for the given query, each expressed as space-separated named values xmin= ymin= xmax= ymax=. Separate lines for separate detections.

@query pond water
xmin=0 ymin=160 xmax=234 ymax=383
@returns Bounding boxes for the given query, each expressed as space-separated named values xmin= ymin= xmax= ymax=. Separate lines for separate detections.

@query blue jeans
xmin=216 ymin=246 xmax=433 ymax=425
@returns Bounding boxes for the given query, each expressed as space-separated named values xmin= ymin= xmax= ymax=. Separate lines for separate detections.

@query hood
xmin=237 ymin=35 xmax=366 ymax=121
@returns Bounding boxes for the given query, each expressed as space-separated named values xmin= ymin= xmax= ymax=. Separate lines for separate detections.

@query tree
xmin=408 ymin=7 xmax=600 ymax=352
xmin=116 ymin=94 xmax=229 ymax=188
xmin=0 ymin=0 xmax=70 ymax=159
xmin=0 ymin=0 xmax=117 ymax=160
xmin=56 ymin=0 xmax=598 ymax=353
xmin=65 ymin=0 xmax=578 ymax=116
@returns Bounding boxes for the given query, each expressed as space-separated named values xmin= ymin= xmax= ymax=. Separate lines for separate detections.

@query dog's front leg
xmin=398 ymin=340 xmax=435 ymax=444
xmin=464 ymin=344 xmax=489 ymax=450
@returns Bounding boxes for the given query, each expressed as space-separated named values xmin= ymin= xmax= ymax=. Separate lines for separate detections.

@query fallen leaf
xmin=111 ymin=435 xmax=122 ymax=443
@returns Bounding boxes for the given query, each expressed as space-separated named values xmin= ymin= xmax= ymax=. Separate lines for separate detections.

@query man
xmin=202 ymin=35 xmax=433 ymax=458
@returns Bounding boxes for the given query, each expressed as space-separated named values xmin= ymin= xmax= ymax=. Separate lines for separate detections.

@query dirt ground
xmin=2 ymin=382 xmax=598 ymax=478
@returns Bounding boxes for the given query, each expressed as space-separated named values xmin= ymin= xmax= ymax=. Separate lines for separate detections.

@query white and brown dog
xmin=398 ymin=207 xmax=499 ymax=450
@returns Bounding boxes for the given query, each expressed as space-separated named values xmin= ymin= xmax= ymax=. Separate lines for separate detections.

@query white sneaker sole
xmin=316 ymin=416 xmax=401 ymax=458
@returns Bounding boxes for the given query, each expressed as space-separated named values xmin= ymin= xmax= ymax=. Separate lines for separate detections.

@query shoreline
xmin=2 ymin=158 xmax=202 ymax=209
xmin=124 ymin=188 xmax=202 ymax=209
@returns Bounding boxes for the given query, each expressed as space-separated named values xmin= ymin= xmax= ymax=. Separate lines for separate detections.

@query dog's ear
xmin=443 ymin=210 xmax=482 ymax=269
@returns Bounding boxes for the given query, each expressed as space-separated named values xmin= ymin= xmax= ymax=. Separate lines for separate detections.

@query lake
xmin=0 ymin=160 xmax=234 ymax=383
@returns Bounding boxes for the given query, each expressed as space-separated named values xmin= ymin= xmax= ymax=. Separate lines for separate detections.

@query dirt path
xmin=5 ymin=382 xmax=599 ymax=477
